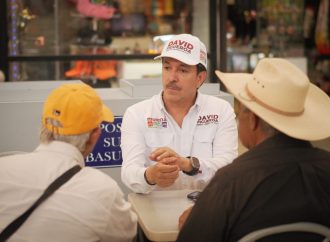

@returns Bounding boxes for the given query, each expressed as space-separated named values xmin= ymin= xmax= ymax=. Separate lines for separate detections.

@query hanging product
xmin=315 ymin=0 xmax=330 ymax=54
xmin=75 ymin=0 xmax=118 ymax=19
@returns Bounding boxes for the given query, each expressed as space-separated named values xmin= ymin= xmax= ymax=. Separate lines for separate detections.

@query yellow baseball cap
xmin=42 ymin=83 xmax=114 ymax=135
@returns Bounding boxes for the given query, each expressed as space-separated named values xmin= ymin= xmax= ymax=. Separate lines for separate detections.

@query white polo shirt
xmin=0 ymin=141 xmax=137 ymax=242
xmin=121 ymin=91 xmax=238 ymax=193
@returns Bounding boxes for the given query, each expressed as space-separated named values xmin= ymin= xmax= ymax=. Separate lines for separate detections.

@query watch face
xmin=191 ymin=157 xmax=200 ymax=169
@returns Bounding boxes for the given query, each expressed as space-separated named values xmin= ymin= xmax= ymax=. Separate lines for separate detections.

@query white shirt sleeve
xmin=121 ymin=106 xmax=155 ymax=194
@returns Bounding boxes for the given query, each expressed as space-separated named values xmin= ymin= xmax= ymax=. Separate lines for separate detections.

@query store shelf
xmin=7 ymin=54 xmax=159 ymax=62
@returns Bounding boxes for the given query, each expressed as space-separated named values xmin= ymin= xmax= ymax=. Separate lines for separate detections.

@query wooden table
xmin=128 ymin=190 xmax=195 ymax=242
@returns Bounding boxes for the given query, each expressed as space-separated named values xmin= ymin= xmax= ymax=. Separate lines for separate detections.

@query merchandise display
xmin=304 ymin=0 xmax=330 ymax=96
xmin=226 ymin=0 xmax=329 ymax=96
xmin=4 ymin=0 xmax=327 ymax=84
xmin=257 ymin=0 xmax=304 ymax=57
xmin=315 ymin=0 xmax=330 ymax=55
xmin=6 ymin=0 xmax=193 ymax=82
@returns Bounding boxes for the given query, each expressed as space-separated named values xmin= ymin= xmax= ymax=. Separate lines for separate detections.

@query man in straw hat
xmin=176 ymin=58 xmax=330 ymax=242
xmin=0 ymin=83 xmax=137 ymax=242
xmin=120 ymin=34 xmax=238 ymax=194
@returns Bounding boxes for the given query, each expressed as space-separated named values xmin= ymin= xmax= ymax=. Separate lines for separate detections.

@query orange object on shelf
xmin=93 ymin=60 xmax=117 ymax=80
xmin=65 ymin=60 xmax=93 ymax=78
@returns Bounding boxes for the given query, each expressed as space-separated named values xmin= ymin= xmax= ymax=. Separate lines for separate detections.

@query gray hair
xmin=258 ymin=118 xmax=279 ymax=137
xmin=39 ymin=126 xmax=92 ymax=153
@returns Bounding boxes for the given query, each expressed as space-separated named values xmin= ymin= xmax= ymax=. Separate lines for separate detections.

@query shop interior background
xmin=0 ymin=0 xmax=328 ymax=95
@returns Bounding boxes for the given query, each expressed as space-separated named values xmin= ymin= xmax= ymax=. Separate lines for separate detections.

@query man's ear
xmin=89 ymin=127 xmax=101 ymax=145
xmin=197 ymin=71 xmax=207 ymax=89
xmin=82 ymin=127 xmax=101 ymax=158
xmin=249 ymin=112 xmax=259 ymax=131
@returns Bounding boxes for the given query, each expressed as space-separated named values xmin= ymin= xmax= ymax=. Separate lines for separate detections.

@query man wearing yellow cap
xmin=176 ymin=58 xmax=330 ymax=242
xmin=0 ymin=83 xmax=137 ymax=242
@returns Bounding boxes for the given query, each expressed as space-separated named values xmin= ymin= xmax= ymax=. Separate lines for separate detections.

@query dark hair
xmin=197 ymin=63 xmax=206 ymax=74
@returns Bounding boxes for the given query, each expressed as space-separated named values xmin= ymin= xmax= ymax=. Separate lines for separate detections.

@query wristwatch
xmin=183 ymin=156 xmax=200 ymax=176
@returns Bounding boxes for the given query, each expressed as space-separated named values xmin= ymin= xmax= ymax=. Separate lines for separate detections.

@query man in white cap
xmin=0 ymin=83 xmax=137 ymax=242
xmin=176 ymin=58 xmax=330 ymax=242
xmin=121 ymin=34 xmax=238 ymax=194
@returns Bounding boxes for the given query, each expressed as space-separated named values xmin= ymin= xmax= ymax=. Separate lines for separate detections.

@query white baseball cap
xmin=154 ymin=34 xmax=207 ymax=70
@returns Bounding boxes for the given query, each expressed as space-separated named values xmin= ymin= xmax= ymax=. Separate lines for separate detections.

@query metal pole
xmin=209 ymin=0 xmax=227 ymax=88
xmin=0 ymin=0 xmax=9 ymax=81
xmin=219 ymin=0 xmax=227 ymax=73
xmin=209 ymin=0 xmax=217 ymax=83
xmin=54 ymin=0 xmax=60 ymax=80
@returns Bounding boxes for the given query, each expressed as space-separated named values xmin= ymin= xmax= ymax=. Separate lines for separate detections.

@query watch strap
xmin=144 ymin=169 xmax=156 ymax=186
xmin=183 ymin=156 xmax=200 ymax=176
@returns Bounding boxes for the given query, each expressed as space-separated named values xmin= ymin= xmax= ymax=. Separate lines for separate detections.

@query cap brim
xmin=102 ymin=104 xmax=114 ymax=123
xmin=154 ymin=55 xmax=162 ymax=60
xmin=215 ymin=70 xmax=330 ymax=141
xmin=154 ymin=53 xmax=199 ymax=66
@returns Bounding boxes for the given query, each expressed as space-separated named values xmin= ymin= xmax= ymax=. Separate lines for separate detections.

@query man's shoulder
xmin=124 ymin=95 xmax=163 ymax=120
xmin=198 ymin=93 xmax=233 ymax=109
xmin=69 ymin=167 xmax=125 ymax=208
xmin=127 ymin=95 xmax=159 ymax=110
xmin=211 ymin=149 xmax=266 ymax=181
xmin=80 ymin=167 xmax=120 ymax=189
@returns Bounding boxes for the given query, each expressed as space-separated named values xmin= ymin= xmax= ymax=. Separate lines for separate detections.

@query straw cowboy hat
xmin=216 ymin=58 xmax=330 ymax=141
